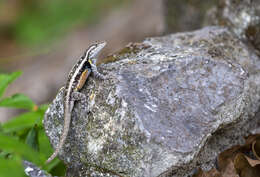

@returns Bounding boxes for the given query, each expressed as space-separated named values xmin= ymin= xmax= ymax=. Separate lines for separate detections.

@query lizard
xmin=45 ymin=41 xmax=107 ymax=164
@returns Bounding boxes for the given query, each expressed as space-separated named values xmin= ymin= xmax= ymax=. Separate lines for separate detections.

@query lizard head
xmin=84 ymin=41 xmax=107 ymax=64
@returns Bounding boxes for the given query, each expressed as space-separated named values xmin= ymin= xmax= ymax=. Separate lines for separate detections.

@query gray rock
xmin=208 ymin=0 xmax=260 ymax=54
xmin=23 ymin=160 xmax=52 ymax=177
xmin=44 ymin=26 xmax=260 ymax=177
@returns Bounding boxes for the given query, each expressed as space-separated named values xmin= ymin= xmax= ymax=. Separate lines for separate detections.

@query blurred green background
xmin=2 ymin=0 xmax=122 ymax=46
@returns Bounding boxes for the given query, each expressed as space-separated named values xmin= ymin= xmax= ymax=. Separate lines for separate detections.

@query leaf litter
xmin=193 ymin=134 xmax=260 ymax=177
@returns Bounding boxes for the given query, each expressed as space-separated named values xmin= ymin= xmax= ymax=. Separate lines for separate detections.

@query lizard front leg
xmin=90 ymin=59 xmax=106 ymax=80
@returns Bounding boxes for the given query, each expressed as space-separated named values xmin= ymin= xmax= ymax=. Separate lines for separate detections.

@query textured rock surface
xmin=23 ymin=160 xmax=51 ymax=177
xmin=44 ymin=26 xmax=260 ymax=177
xmin=208 ymin=0 xmax=260 ymax=54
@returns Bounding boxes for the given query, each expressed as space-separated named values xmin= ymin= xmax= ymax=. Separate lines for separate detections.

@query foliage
xmin=14 ymin=0 xmax=124 ymax=46
xmin=0 ymin=71 xmax=65 ymax=177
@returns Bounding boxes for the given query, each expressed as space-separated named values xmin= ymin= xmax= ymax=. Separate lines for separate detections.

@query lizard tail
xmin=45 ymin=106 xmax=71 ymax=164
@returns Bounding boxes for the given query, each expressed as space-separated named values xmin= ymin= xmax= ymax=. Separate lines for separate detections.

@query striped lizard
xmin=45 ymin=41 xmax=107 ymax=164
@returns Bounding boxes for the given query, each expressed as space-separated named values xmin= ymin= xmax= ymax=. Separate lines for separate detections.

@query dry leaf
xmin=234 ymin=153 xmax=260 ymax=177
xmin=218 ymin=145 xmax=241 ymax=171
xmin=221 ymin=159 xmax=238 ymax=177
xmin=193 ymin=134 xmax=260 ymax=177
xmin=252 ymin=139 xmax=260 ymax=160
xmin=192 ymin=168 xmax=221 ymax=177
xmin=245 ymin=134 xmax=260 ymax=149
xmin=245 ymin=155 xmax=260 ymax=167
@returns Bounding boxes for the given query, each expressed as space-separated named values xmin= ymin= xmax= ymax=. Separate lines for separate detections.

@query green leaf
xmin=37 ymin=128 xmax=62 ymax=171
xmin=0 ymin=133 xmax=44 ymax=165
xmin=25 ymin=126 xmax=39 ymax=151
xmin=0 ymin=151 xmax=10 ymax=159
xmin=0 ymin=157 xmax=25 ymax=177
xmin=45 ymin=158 xmax=61 ymax=172
xmin=38 ymin=129 xmax=52 ymax=156
xmin=2 ymin=111 xmax=42 ymax=133
xmin=49 ymin=160 xmax=66 ymax=176
xmin=0 ymin=123 xmax=3 ymax=132
xmin=0 ymin=93 xmax=35 ymax=110
xmin=38 ymin=104 xmax=49 ymax=113
xmin=0 ymin=71 xmax=22 ymax=98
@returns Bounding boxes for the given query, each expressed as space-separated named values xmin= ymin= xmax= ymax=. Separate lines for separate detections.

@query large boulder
xmin=44 ymin=26 xmax=260 ymax=177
